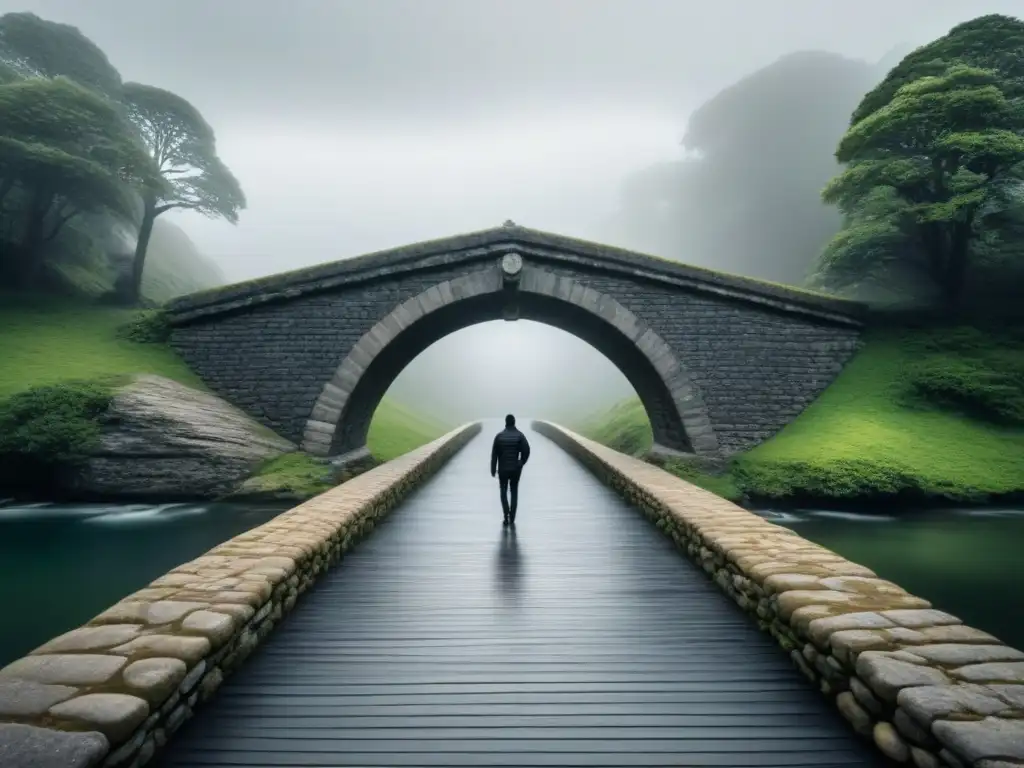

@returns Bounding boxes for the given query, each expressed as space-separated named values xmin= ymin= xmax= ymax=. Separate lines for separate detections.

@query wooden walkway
xmin=157 ymin=426 xmax=882 ymax=767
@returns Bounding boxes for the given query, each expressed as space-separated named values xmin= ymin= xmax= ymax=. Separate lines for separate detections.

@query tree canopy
xmin=817 ymin=15 xmax=1024 ymax=309
xmin=123 ymin=83 xmax=244 ymax=222
xmin=852 ymin=14 xmax=1024 ymax=124
xmin=0 ymin=12 xmax=122 ymax=97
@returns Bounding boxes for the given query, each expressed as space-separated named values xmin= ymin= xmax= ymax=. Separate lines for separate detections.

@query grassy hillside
xmin=579 ymin=325 xmax=1024 ymax=505
xmin=369 ymin=399 xmax=450 ymax=461
xmin=45 ymin=218 xmax=226 ymax=304
xmin=0 ymin=295 xmax=203 ymax=398
xmin=579 ymin=398 xmax=653 ymax=456
xmin=0 ymin=295 xmax=448 ymax=465
xmin=142 ymin=219 xmax=227 ymax=303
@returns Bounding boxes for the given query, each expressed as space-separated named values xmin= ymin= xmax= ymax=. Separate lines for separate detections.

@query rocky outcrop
xmin=68 ymin=376 xmax=294 ymax=500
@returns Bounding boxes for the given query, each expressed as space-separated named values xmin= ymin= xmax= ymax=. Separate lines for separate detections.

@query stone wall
xmin=0 ymin=422 xmax=481 ymax=768
xmin=534 ymin=421 xmax=1024 ymax=768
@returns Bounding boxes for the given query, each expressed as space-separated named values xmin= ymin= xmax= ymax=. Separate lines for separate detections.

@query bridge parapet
xmin=534 ymin=420 xmax=1024 ymax=768
xmin=0 ymin=423 xmax=481 ymax=768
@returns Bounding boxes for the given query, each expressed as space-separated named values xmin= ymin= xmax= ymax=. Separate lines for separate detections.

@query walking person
xmin=490 ymin=414 xmax=531 ymax=526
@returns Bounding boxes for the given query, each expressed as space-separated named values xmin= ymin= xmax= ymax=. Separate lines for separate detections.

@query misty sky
xmin=19 ymin=0 xmax=1023 ymax=424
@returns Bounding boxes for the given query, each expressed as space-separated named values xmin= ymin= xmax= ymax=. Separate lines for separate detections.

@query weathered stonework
xmin=166 ymin=225 xmax=864 ymax=459
xmin=534 ymin=421 xmax=1024 ymax=768
xmin=0 ymin=423 xmax=481 ymax=768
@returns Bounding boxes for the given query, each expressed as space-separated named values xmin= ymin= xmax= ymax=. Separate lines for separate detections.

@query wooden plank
xmin=157 ymin=427 xmax=881 ymax=768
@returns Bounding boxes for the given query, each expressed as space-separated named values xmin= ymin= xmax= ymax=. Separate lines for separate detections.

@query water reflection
xmin=494 ymin=525 xmax=524 ymax=597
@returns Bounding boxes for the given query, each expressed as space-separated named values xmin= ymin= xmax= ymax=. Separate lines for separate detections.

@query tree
xmin=819 ymin=60 xmax=1024 ymax=309
xmin=0 ymin=77 xmax=160 ymax=287
xmin=0 ymin=12 xmax=122 ymax=97
xmin=121 ymin=82 xmax=244 ymax=304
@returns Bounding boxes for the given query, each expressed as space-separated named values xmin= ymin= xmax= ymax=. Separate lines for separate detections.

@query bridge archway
xmin=300 ymin=263 xmax=719 ymax=459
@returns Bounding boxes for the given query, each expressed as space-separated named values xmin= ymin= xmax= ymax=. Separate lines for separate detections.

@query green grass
xmin=579 ymin=326 xmax=1024 ymax=504
xmin=579 ymin=398 xmax=653 ymax=456
xmin=240 ymin=453 xmax=335 ymax=499
xmin=368 ymin=399 xmax=451 ymax=461
xmin=0 ymin=294 xmax=204 ymax=399
xmin=660 ymin=458 xmax=744 ymax=502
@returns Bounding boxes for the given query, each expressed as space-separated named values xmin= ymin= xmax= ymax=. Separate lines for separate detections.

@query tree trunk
xmin=940 ymin=219 xmax=973 ymax=313
xmin=128 ymin=197 xmax=158 ymax=306
xmin=19 ymin=188 xmax=51 ymax=289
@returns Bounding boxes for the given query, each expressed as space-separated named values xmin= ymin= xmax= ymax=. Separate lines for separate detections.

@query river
xmin=0 ymin=500 xmax=288 ymax=666
xmin=0 ymin=500 xmax=1022 ymax=667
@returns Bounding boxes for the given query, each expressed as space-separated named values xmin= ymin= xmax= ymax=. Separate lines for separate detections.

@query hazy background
xmin=17 ymin=0 xmax=1023 ymax=424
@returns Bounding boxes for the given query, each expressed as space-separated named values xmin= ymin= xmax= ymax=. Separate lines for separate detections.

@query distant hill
xmin=46 ymin=216 xmax=225 ymax=304
xmin=142 ymin=219 xmax=226 ymax=302
xmin=604 ymin=49 xmax=904 ymax=285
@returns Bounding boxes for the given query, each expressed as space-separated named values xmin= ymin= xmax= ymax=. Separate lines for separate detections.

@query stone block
xmin=49 ymin=693 xmax=149 ymax=743
xmin=0 ymin=723 xmax=107 ymax=768
xmin=123 ymin=658 xmax=188 ymax=704
xmin=33 ymin=624 xmax=143 ymax=654
xmin=111 ymin=635 xmax=211 ymax=665
xmin=0 ymin=654 xmax=126 ymax=686
xmin=0 ymin=679 xmax=78 ymax=717
xmin=932 ymin=718 xmax=1024 ymax=764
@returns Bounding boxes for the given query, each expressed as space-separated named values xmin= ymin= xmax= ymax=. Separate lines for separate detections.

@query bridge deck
xmin=157 ymin=427 xmax=882 ymax=767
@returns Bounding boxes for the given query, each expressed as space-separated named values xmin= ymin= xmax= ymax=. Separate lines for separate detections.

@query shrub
xmin=901 ymin=327 xmax=1024 ymax=425
xmin=0 ymin=382 xmax=112 ymax=492
xmin=116 ymin=310 xmax=171 ymax=344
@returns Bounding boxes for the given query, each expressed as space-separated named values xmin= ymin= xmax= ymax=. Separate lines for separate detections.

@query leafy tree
xmin=0 ymin=12 xmax=122 ymax=96
xmin=819 ymin=61 xmax=1024 ymax=308
xmin=121 ymin=82 xmax=244 ymax=304
xmin=0 ymin=77 xmax=160 ymax=287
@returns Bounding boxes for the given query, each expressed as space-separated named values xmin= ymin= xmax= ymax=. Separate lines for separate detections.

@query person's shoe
xmin=502 ymin=515 xmax=509 ymax=527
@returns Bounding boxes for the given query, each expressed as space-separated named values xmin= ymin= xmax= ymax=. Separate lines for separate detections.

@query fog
xmin=17 ymin=0 xmax=1023 ymax=425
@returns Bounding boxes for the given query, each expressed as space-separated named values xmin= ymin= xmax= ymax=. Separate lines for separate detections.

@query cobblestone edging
xmin=534 ymin=421 xmax=1024 ymax=768
xmin=0 ymin=422 xmax=482 ymax=768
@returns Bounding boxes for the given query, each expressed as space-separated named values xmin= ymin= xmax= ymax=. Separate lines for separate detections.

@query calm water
xmin=758 ymin=506 xmax=1024 ymax=650
xmin=0 ymin=501 xmax=288 ymax=666
xmin=0 ymin=501 xmax=1022 ymax=668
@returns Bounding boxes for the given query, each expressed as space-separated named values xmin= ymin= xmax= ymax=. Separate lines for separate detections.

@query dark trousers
xmin=498 ymin=468 xmax=522 ymax=520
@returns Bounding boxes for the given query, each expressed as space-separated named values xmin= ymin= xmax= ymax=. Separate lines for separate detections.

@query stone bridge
xmin=165 ymin=223 xmax=866 ymax=460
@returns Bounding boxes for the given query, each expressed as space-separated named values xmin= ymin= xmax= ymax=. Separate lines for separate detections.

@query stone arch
xmin=300 ymin=263 xmax=719 ymax=459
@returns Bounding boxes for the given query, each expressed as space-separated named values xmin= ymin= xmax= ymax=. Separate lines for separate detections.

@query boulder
xmin=69 ymin=375 xmax=294 ymax=500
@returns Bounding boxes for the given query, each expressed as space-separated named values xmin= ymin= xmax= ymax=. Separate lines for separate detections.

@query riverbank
xmin=579 ymin=323 xmax=1024 ymax=507
xmin=0 ymin=294 xmax=450 ymax=503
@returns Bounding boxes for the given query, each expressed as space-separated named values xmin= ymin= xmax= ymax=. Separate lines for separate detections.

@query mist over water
xmin=16 ymin=0 xmax=1023 ymax=422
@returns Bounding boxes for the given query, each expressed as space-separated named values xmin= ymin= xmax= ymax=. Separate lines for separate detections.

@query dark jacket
xmin=491 ymin=427 xmax=530 ymax=475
